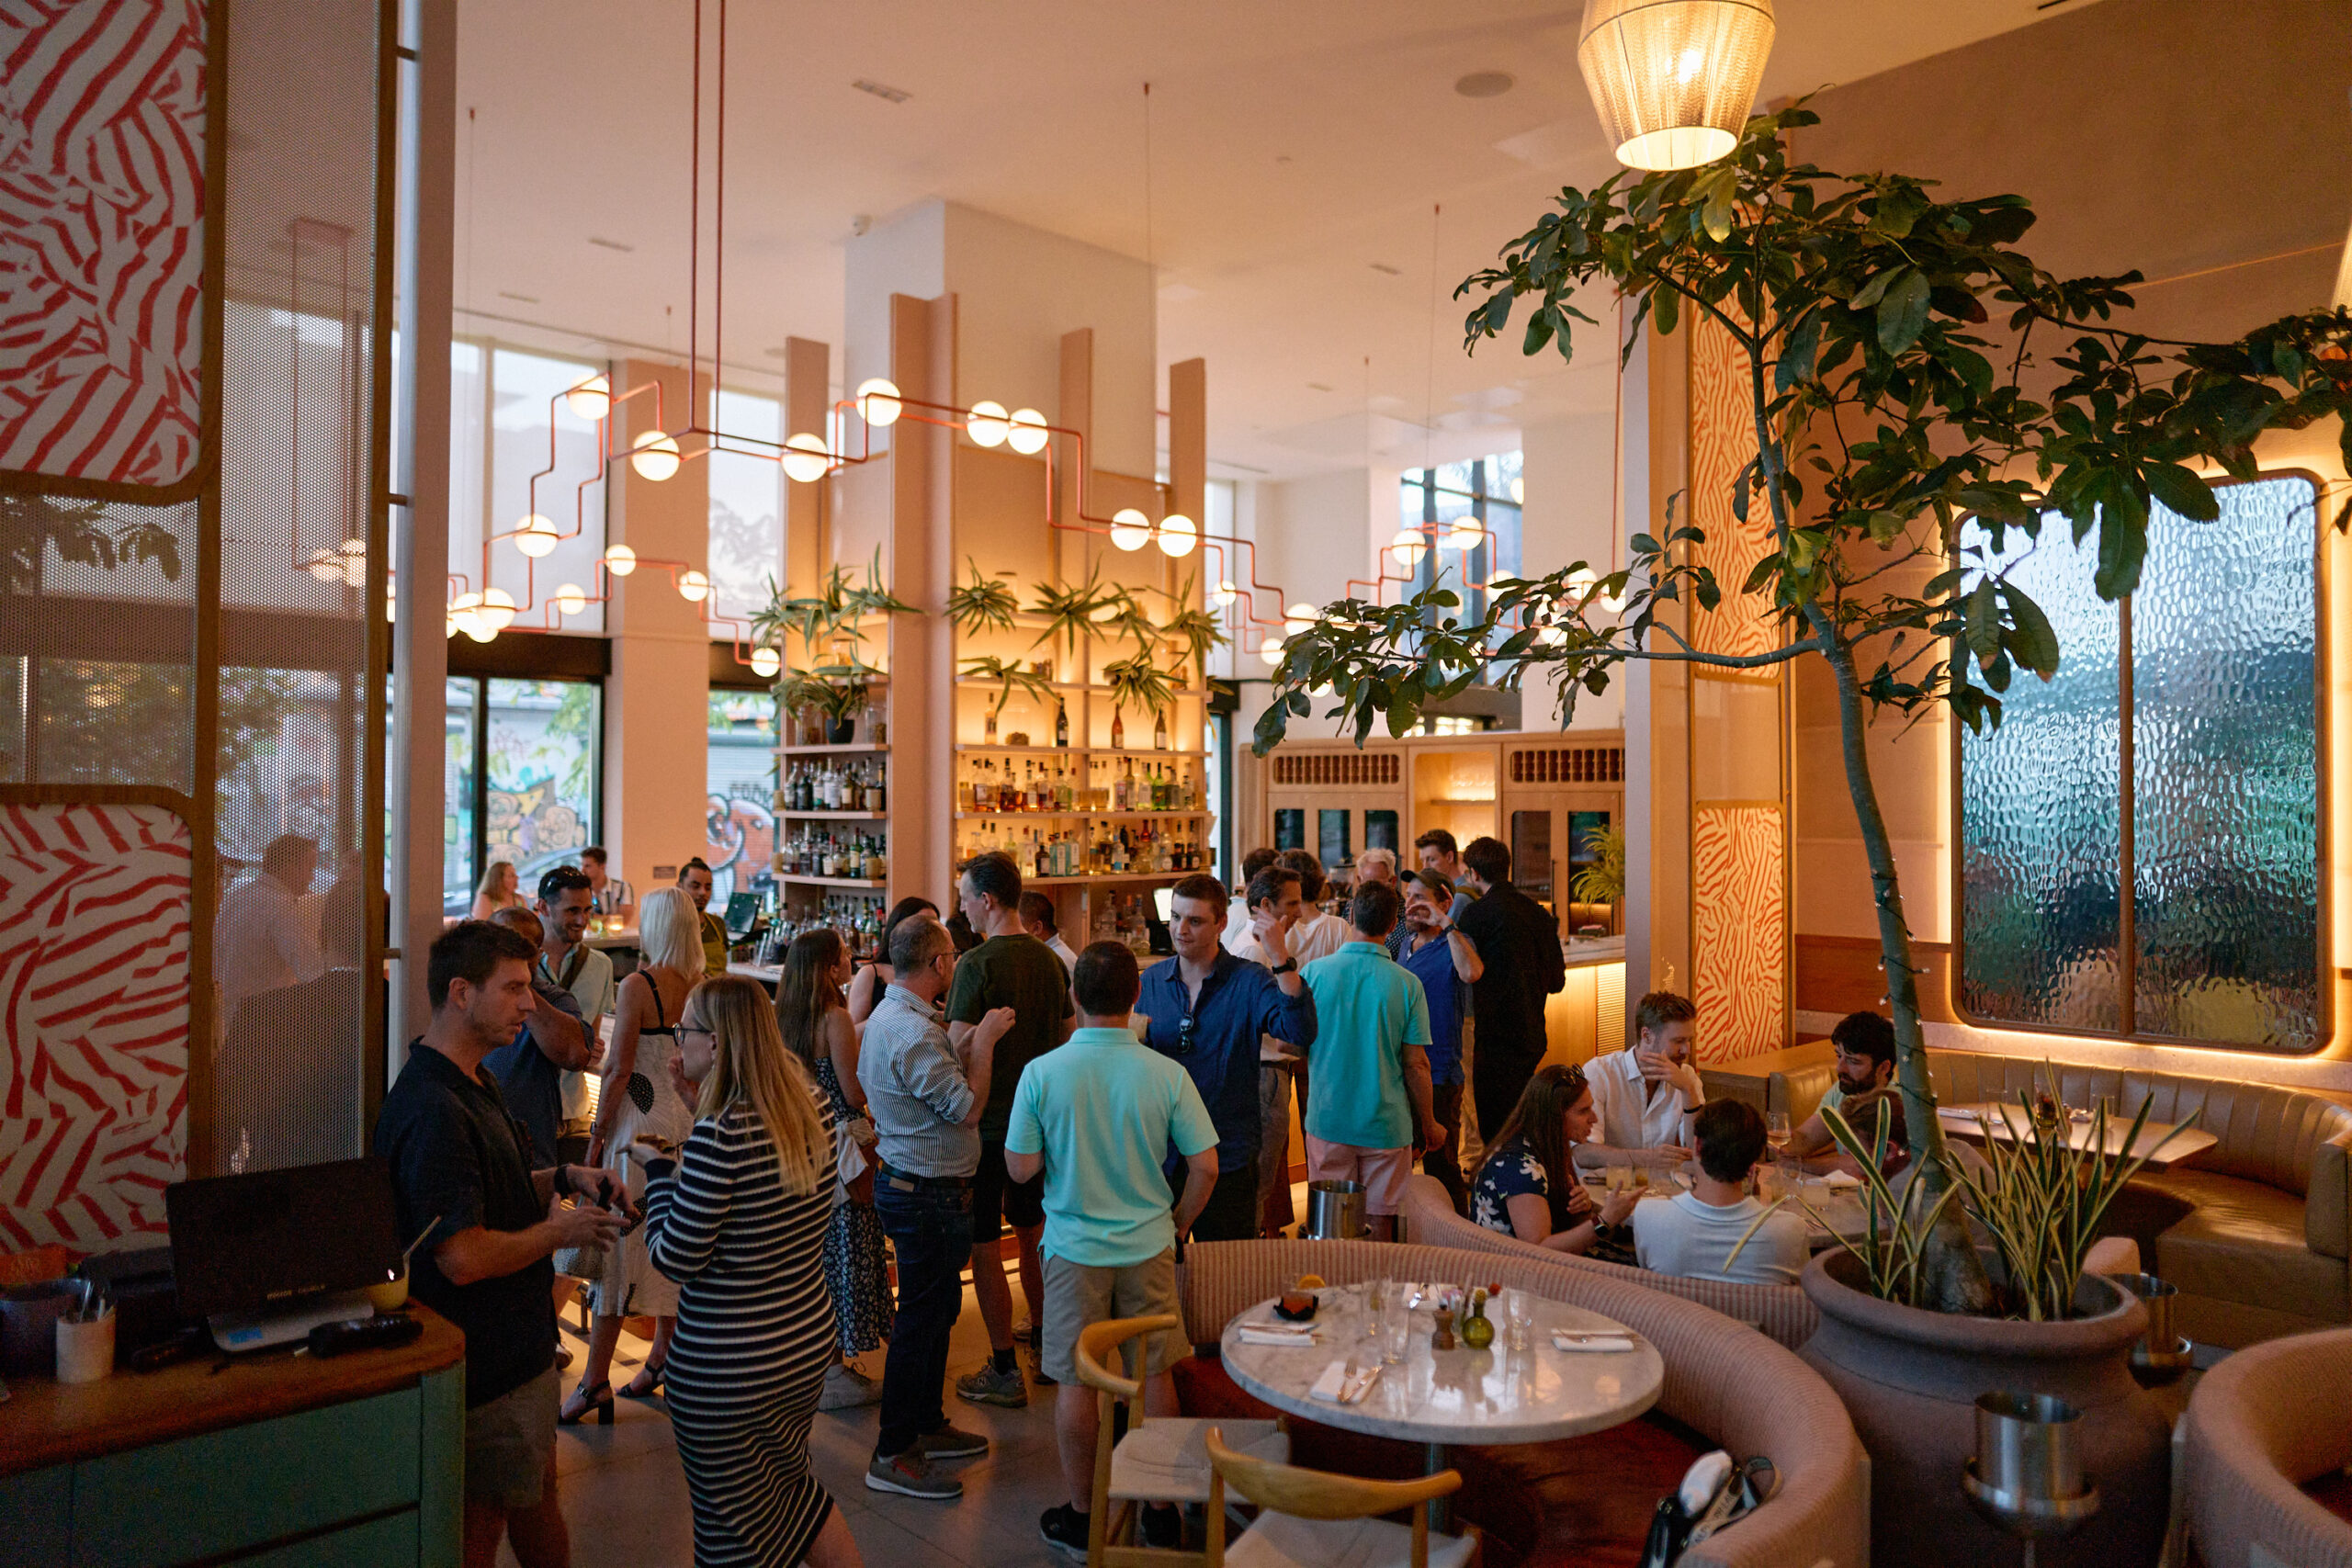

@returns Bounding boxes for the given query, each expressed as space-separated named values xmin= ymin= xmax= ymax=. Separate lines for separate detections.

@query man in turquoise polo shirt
xmin=1006 ymin=942 xmax=1219 ymax=1558
xmin=1299 ymin=881 xmax=1442 ymax=1242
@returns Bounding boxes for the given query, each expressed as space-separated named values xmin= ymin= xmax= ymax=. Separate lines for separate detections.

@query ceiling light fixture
xmin=1285 ymin=602 xmax=1317 ymax=635
xmin=1388 ymin=528 xmax=1430 ymax=569
xmin=1260 ymin=634 xmax=1286 ymax=668
xmin=514 ymin=513 xmax=560 ymax=557
xmin=1454 ymin=71 xmax=1516 ymax=98
xmin=629 ymin=431 xmax=681 ymax=480
xmin=781 ymin=432 xmax=831 ymax=483
xmin=1156 ymin=513 xmax=1197 ymax=558
xmin=1109 ymin=508 xmax=1153 ymax=551
xmin=750 ymin=646 xmax=782 ymax=678
xmin=305 ymin=547 xmax=342 ymax=582
xmin=554 ymin=582 xmax=588 ymax=615
xmin=1006 ymin=409 xmax=1049 ymax=455
xmin=1510 ymin=475 xmax=1525 ymax=504
xmin=855 ymin=377 xmax=902 ymax=426
xmin=604 ymin=544 xmax=639 ymax=577
xmin=564 ymin=373 xmax=611 ymax=422
xmin=1214 ymin=579 xmax=1238 ymax=607
xmin=967 ymin=400 xmax=1010 ymax=447
xmin=677 ymin=570 xmax=710 ymax=604
xmin=479 ymin=588 xmax=517 ymax=631
xmin=1577 ymin=0 xmax=1776 ymax=172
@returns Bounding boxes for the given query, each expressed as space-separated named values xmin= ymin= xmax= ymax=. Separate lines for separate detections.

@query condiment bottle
xmin=1461 ymin=1289 xmax=1494 ymax=1349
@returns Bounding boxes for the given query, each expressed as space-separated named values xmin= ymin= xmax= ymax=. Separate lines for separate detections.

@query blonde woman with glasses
xmin=646 ymin=974 xmax=861 ymax=1568
xmin=563 ymin=885 xmax=703 ymax=1424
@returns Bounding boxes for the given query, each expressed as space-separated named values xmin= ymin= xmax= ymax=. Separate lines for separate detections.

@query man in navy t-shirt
xmin=1396 ymin=871 xmax=1483 ymax=1214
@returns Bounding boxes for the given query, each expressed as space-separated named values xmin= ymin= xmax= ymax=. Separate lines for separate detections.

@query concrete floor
xmin=526 ymin=1276 xmax=1072 ymax=1568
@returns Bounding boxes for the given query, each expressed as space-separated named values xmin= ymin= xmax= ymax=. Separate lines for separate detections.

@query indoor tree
xmin=1254 ymin=103 xmax=2352 ymax=1314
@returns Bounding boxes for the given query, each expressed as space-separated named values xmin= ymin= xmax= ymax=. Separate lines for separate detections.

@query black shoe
xmin=1039 ymin=1504 xmax=1091 ymax=1560
xmin=1141 ymin=1503 xmax=1183 ymax=1550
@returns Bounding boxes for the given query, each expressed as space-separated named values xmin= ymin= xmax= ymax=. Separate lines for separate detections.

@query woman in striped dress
xmin=644 ymin=974 xmax=861 ymax=1567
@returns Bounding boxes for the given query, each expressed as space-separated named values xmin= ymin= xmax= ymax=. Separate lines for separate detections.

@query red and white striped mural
xmin=0 ymin=803 xmax=190 ymax=1251
xmin=0 ymin=0 xmax=209 ymax=491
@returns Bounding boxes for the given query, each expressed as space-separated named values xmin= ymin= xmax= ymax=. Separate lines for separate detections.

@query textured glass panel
xmin=1960 ymin=531 xmax=2122 ymax=1029
xmin=2132 ymin=476 xmax=2319 ymax=1048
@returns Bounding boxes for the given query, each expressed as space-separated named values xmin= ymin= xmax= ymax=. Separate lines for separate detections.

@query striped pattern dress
xmin=646 ymin=1101 xmax=839 ymax=1565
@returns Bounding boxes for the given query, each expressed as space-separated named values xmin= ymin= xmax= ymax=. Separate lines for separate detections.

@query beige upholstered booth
xmin=1174 ymin=1238 xmax=1869 ymax=1568
xmin=1770 ymin=1051 xmax=2352 ymax=1347
xmin=1396 ymin=1174 xmax=1820 ymax=1350
xmin=2180 ymin=1326 xmax=2352 ymax=1568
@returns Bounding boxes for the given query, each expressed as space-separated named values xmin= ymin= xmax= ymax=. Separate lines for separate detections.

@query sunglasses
xmin=1173 ymin=1011 xmax=1197 ymax=1056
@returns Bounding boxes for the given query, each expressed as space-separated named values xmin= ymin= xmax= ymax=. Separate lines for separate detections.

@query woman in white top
xmin=1587 ymin=990 xmax=1706 ymax=1160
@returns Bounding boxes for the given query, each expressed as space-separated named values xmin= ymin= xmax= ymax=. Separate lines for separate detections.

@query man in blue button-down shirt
xmin=1135 ymin=874 xmax=1317 ymax=1242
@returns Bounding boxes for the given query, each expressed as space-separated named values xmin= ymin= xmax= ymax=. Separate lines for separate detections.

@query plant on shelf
xmin=1159 ymin=573 xmax=1227 ymax=682
xmin=752 ymin=547 xmax=916 ymax=664
xmin=1569 ymin=822 xmax=1626 ymax=908
xmin=959 ymin=655 xmax=1055 ymax=718
xmin=946 ymin=558 xmax=1020 ymax=637
xmin=1028 ymin=560 xmax=1129 ymax=670
xmin=1103 ymin=651 xmax=1176 ymax=726
xmin=773 ymin=662 xmax=873 ymax=743
xmin=1251 ymin=101 xmax=2350 ymax=1316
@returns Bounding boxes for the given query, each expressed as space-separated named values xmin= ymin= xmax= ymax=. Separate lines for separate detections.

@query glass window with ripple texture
xmin=1960 ymin=474 xmax=2320 ymax=1051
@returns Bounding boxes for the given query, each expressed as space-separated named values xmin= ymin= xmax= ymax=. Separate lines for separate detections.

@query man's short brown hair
xmin=1634 ymin=990 xmax=1698 ymax=1038
xmin=1413 ymin=829 xmax=1458 ymax=858
xmin=1171 ymin=874 xmax=1228 ymax=916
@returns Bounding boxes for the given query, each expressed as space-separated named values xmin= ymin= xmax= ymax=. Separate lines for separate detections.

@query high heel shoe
xmin=560 ymin=1380 xmax=615 ymax=1426
xmin=619 ymin=1358 xmax=666 ymax=1399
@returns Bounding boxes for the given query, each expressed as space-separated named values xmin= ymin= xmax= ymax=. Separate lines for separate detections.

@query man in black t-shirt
xmin=946 ymin=851 xmax=1072 ymax=1406
xmin=1455 ymin=836 xmax=1568 ymax=1144
xmin=375 ymin=921 xmax=628 ymax=1568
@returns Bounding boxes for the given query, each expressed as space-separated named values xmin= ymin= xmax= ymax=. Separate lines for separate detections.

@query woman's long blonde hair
xmin=689 ymin=975 xmax=828 ymax=1195
xmin=475 ymin=860 xmax=516 ymax=904
xmin=638 ymin=885 xmax=707 ymax=977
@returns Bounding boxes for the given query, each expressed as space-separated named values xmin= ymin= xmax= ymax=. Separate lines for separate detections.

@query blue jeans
xmin=874 ymin=1170 xmax=975 ymax=1459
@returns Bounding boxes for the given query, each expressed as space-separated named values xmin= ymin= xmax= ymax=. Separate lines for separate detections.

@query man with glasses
xmin=857 ymin=916 xmax=1015 ymax=1501
xmin=1136 ymin=874 xmax=1316 ymax=1244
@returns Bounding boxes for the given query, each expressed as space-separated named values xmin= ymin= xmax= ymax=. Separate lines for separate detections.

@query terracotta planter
xmin=1800 ymin=1249 xmax=2170 ymax=1567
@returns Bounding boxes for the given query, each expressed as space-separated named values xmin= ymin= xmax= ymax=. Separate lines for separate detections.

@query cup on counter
xmin=368 ymin=1266 xmax=411 ymax=1313
xmin=56 ymin=1306 xmax=115 ymax=1384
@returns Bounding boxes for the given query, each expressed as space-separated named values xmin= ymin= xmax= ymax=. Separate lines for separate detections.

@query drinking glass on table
xmin=1505 ymin=1289 xmax=1535 ymax=1352
xmin=1379 ymin=1293 xmax=1412 ymax=1365
xmin=1602 ymin=1152 xmax=1634 ymax=1195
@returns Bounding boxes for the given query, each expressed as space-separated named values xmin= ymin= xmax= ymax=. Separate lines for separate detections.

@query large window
xmin=1399 ymin=451 xmax=1523 ymax=623
xmin=1958 ymin=474 xmax=2321 ymax=1051
xmin=708 ymin=389 xmax=785 ymax=632
xmin=707 ymin=689 xmax=778 ymax=903
xmin=450 ymin=341 xmax=607 ymax=634
xmin=441 ymin=675 xmax=601 ymax=915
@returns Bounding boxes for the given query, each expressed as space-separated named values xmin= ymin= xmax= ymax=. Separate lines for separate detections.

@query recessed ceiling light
xmin=1368 ymin=263 xmax=1402 ymax=276
xmin=498 ymin=290 xmax=539 ymax=304
xmin=587 ymin=236 xmax=634 ymax=252
xmin=1454 ymin=71 xmax=1515 ymax=98
xmin=852 ymin=79 xmax=911 ymax=104
xmin=1306 ymin=382 xmax=1334 ymax=392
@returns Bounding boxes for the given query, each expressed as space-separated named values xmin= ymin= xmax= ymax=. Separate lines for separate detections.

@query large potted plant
xmin=1251 ymin=104 xmax=2349 ymax=1565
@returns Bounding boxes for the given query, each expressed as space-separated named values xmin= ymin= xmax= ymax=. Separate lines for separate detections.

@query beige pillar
xmin=605 ymin=357 xmax=711 ymax=897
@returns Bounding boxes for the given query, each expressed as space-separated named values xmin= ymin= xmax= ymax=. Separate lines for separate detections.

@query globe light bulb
xmin=514 ymin=513 xmax=559 ymax=558
xmin=305 ymin=547 xmax=341 ymax=582
xmin=1109 ymin=508 xmax=1152 ymax=551
xmin=629 ymin=430 xmax=682 ymax=481
xmin=564 ymin=373 xmax=612 ymax=423
xmin=750 ymin=647 xmax=782 ymax=678
xmin=1156 ymin=513 xmax=1197 ymax=558
xmin=966 ymin=400 xmax=1010 ymax=448
xmin=449 ymin=592 xmax=484 ymax=641
xmin=339 ymin=539 xmax=367 ymax=587
xmin=1214 ymin=579 xmax=1238 ymax=607
xmin=1006 ymin=408 xmax=1049 ymax=455
xmin=1388 ymin=527 xmax=1429 ymax=569
xmin=1260 ymin=634 xmax=1286 ymax=668
xmin=1510 ymin=475 xmax=1525 ymax=505
xmin=855 ymin=378 xmax=902 ymax=427
xmin=604 ymin=544 xmax=639 ymax=577
xmin=385 ymin=576 xmax=398 ymax=624
xmin=781 ymin=432 xmax=831 ymax=483
xmin=677 ymin=569 xmax=710 ymax=604
xmin=1445 ymin=517 xmax=1484 ymax=551
xmin=466 ymin=616 xmax=497 ymax=643
xmin=479 ymin=588 xmax=517 ymax=631
xmin=1284 ymin=601 xmax=1317 ymax=635
xmin=554 ymin=582 xmax=587 ymax=615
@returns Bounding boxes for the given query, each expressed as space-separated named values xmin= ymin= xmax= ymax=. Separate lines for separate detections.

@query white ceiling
xmin=452 ymin=0 xmax=2100 ymax=480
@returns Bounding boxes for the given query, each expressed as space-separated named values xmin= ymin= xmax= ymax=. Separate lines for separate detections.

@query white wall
xmin=1518 ymin=410 xmax=1626 ymax=732
xmin=842 ymin=201 xmax=946 ymax=417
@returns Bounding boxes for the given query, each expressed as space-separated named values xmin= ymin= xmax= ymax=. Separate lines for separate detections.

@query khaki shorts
xmin=1304 ymin=1136 xmax=1413 ymax=1216
xmin=465 ymin=1366 xmax=559 ymax=1509
xmin=1042 ymin=1248 xmax=1182 ymax=1385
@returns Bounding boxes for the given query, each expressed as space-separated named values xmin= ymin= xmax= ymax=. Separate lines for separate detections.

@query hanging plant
xmin=1159 ymin=573 xmax=1227 ymax=679
xmin=752 ymin=548 xmax=914 ymax=660
xmin=1028 ymin=559 xmax=1126 ymax=664
xmin=1103 ymin=651 xmax=1176 ymax=722
xmin=959 ymin=655 xmax=1055 ymax=717
xmin=842 ymin=547 xmax=918 ymax=623
xmin=946 ymin=558 xmax=1021 ymax=637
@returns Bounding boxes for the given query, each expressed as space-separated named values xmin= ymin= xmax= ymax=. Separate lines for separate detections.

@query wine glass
xmin=1766 ymin=1111 xmax=1792 ymax=1156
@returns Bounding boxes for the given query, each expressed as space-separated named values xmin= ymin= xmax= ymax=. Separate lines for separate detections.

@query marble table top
xmin=1940 ymin=1101 xmax=2217 ymax=1169
xmin=1219 ymin=1284 xmax=1662 ymax=1447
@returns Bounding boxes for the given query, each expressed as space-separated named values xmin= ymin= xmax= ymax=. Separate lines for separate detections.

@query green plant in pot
xmin=1568 ymin=822 xmax=1625 ymax=919
xmin=1248 ymin=104 xmax=2347 ymax=1566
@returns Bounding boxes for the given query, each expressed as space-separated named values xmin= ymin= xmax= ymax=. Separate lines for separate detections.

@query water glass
xmin=1379 ymin=1295 xmax=1412 ymax=1365
xmin=1505 ymin=1289 xmax=1535 ymax=1351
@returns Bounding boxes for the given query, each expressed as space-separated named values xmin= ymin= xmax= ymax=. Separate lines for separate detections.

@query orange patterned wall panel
xmin=1688 ymin=311 xmax=1778 ymax=660
xmin=1693 ymin=804 xmax=1786 ymax=1061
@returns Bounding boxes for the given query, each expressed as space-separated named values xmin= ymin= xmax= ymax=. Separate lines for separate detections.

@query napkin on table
xmin=1817 ymin=1169 xmax=1862 ymax=1189
xmin=1550 ymin=1331 xmax=1637 ymax=1353
xmin=1236 ymin=1322 xmax=1319 ymax=1348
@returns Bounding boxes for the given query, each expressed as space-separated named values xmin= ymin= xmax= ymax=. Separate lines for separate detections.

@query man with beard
xmin=1783 ymin=1010 xmax=1895 ymax=1162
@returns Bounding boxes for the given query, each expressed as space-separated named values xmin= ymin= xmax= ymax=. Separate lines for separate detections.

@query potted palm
xmin=1251 ymin=103 xmax=2349 ymax=1566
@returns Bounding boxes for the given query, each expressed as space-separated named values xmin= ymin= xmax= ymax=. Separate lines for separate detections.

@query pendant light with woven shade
xmin=1577 ymin=0 xmax=1775 ymax=172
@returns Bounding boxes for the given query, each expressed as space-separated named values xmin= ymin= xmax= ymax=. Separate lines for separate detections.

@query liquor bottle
xmin=985 ymin=706 xmax=998 ymax=743
xmin=1153 ymin=706 xmax=1168 ymax=750
xmin=1111 ymin=708 xmax=1125 ymax=750
xmin=1055 ymin=698 xmax=1069 ymax=747
xmin=870 ymin=764 xmax=886 ymax=813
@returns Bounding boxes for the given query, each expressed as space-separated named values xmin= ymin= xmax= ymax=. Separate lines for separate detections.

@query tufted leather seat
xmin=1770 ymin=1047 xmax=2352 ymax=1347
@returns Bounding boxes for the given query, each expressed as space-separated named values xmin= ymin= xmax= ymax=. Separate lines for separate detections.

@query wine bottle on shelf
xmin=1055 ymin=698 xmax=1069 ymax=747
xmin=1154 ymin=707 xmax=1168 ymax=750
xmin=985 ymin=706 xmax=998 ymax=743
xmin=1111 ymin=708 xmax=1125 ymax=750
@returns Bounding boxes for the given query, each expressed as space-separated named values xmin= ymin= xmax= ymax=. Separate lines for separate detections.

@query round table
xmin=1220 ymin=1283 xmax=1663 ymax=1527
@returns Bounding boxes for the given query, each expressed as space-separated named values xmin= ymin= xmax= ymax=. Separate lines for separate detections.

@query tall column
xmin=783 ymin=337 xmax=829 ymax=599
xmin=605 ymin=357 xmax=711 ymax=899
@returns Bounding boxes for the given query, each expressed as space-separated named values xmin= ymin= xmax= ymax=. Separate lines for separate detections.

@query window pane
xmin=488 ymin=348 xmax=606 ymax=634
xmin=448 ymin=341 xmax=486 ymax=614
xmin=445 ymin=677 xmax=476 ymax=916
xmin=708 ymin=390 xmax=784 ymax=631
xmin=2132 ymin=475 xmax=2319 ymax=1048
xmin=707 ymin=689 xmax=778 ymax=903
xmin=1959 ymin=530 xmax=2123 ymax=1031
xmin=483 ymin=678 xmax=598 ymax=901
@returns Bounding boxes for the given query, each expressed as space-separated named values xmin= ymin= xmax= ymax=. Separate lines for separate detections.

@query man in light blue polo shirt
xmin=1006 ymin=942 xmax=1219 ymax=1558
xmin=1299 ymin=882 xmax=1442 ymax=1242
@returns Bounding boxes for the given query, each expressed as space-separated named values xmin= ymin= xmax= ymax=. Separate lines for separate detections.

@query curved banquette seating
xmin=1770 ymin=1051 xmax=2352 ymax=1346
xmin=1173 ymin=1237 xmax=1869 ymax=1568
xmin=1396 ymin=1174 xmax=1820 ymax=1351
xmin=2180 ymin=1325 xmax=2352 ymax=1567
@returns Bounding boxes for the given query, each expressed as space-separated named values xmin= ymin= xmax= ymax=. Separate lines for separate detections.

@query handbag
xmin=833 ymin=1116 xmax=875 ymax=1207
xmin=1637 ymin=1452 xmax=1777 ymax=1567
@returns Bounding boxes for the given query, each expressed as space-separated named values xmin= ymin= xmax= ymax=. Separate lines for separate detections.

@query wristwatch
xmin=1270 ymin=959 xmax=1299 ymax=975
xmin=552 ymin=1165 xmax=574 ymax=1199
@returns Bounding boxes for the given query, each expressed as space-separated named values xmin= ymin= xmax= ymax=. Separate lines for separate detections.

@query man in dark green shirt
xmin=946 ymin=850 xmax=1073 ymax=1406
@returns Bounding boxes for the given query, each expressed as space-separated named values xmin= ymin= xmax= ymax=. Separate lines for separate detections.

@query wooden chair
xmin=1076 ymin=1314 xmax=1290 ymax=1567
xmin=1204 ymin=1427 xmax=1481 ymax=1568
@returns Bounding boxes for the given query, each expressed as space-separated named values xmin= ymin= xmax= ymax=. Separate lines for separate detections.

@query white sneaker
xmin=820 ymin=1361 xmax=882 ymax=1411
